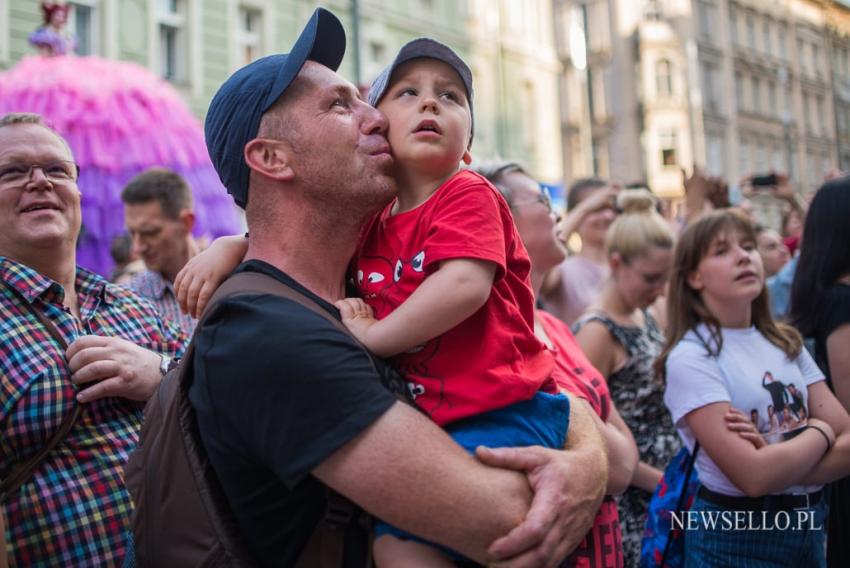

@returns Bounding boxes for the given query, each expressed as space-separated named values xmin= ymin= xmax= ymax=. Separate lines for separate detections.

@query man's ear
xmin=244 ymin=138 xmax=295 ymax=182
xmin=461 ymin=148 xmax=472 ymax=165
xmin=178 ymin=209 xmax=195 ymax=233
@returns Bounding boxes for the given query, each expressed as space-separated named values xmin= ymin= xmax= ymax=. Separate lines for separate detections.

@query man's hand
xmin=66 ymin=336 xmax=163 ymax=402
xmin=476 ymin=399 xmax=608 ymax=568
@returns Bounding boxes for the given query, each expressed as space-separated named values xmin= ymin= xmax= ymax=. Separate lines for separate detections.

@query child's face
xmin=377 ymin=58 xmax=472 ymax=176
xmin=687 ymin=228 xmax=764 ymax=305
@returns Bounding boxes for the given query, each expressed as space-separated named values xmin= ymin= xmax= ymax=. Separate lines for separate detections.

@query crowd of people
xmin=2 ymin=5 xmax=850 ymax=568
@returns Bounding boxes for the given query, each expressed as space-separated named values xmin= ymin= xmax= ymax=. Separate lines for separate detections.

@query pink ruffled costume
xmin=0 ymin=56 xmax=240 ymax=276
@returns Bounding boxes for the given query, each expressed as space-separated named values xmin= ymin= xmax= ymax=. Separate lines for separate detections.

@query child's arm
xmin=685 ymin=402 xmax=832 ymax=496
xmin=335 ymin=258 xmax=496 ymax=358
xmin=173 ymin=235 xmax=248 ymax=317
xmin=799 ymin=380 xmax=850 ymax=485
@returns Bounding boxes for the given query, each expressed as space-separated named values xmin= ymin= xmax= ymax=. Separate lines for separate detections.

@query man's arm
xmin=312 ymin=400 xmax=531 ymax=565
xmin=314 ymin=393 xmax=608 ymax=567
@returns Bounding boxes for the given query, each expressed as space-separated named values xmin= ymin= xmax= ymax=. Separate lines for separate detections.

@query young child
xmin=658 ymin=210 xmax=850 ymax=567
xmin=175 ymin=39 xmax=571 ymax=566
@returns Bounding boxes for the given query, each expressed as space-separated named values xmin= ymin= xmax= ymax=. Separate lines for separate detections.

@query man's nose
xmin=362 ymin=102 xmax=389 ymax=136
xmin=131 ymin=234 xmax=146 ymax=255
xmin=25 ymin=166 xmax=53 ymax=190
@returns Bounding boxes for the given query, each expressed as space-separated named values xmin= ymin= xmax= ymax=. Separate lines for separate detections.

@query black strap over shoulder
xmin=200 ymin=270 xmax=397 ymax=396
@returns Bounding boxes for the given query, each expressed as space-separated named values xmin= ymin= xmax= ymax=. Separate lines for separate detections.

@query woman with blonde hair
xmin=573 ymin=189 xmax=679 ymax=565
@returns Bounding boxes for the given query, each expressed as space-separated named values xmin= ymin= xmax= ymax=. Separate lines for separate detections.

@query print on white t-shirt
xmin=664 ymin=325 xmax=824 ymax=496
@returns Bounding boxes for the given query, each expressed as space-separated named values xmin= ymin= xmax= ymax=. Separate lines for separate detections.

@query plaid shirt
xmin=128 ymin=269 xmax=197 ymax=335
xmin=0 ymin=257 xmax=186 ymax=567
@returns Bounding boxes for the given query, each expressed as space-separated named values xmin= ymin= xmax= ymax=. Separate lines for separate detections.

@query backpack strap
xmin=660 ymin=442 xmax=700 ymax=565
xmin=202 ymin=271 xmax=383 ymax=377
xmin=0 ymin=281 xmax=82 ymax=504
xmin=193 ymin=270 xmax=377 ymax=568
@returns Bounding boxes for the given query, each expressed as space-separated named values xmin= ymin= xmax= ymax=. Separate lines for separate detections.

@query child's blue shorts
xmin=374 ymin=390 xmax=571 ymax=556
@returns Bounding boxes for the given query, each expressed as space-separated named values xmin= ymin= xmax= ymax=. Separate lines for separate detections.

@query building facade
xmin=555 ymin=0 xmax=850 ymax=218
xmin=0 ymin=0 xmax=564 ymax=183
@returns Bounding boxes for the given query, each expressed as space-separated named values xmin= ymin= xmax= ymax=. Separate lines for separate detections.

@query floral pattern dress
xmin=573 ymin=310 xmax=680 ymax=567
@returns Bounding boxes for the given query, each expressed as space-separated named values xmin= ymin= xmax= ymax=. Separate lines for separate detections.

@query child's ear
xmin=244 ymin=138 xmax=295 ymax=182
xmin=687 ymin=270 xmax=704 ymax=291
xmin=461 ymin=148 xmax=472 ymax=165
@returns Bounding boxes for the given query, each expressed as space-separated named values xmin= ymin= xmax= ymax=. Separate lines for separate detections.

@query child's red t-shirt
xmin=354 ymin=170 xmax=554 ymax=426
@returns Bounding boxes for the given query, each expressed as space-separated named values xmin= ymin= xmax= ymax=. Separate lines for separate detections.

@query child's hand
xmin=724 ymin=407 xmax=767 ymax=449
xmin=174 ymin=235 xmax=247 ymax=318
xmin=334 ymin=298 xmax=378 ymax=347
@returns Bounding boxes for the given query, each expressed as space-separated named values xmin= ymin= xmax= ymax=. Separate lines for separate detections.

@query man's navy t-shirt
xmin=189 ymin=260 xmax=399 ymax=567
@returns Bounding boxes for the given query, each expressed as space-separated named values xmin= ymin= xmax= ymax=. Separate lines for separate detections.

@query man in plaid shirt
xmin=0 ymin=113 xmax=186 ymax=566
xmin=121 ymin=168 xmax=199 ymax=335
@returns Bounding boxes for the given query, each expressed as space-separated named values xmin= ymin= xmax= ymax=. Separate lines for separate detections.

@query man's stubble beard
xmin=305 ymin=160 xmax=397 ymax=227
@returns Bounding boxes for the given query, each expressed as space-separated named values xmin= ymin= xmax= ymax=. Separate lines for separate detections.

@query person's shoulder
xmin=668 ymin=328 xmax=712 ymax=361
xmin=536 ymin=309 xmax=562 ymax=330
xmin=197 ymin=292 xmax=347 ymax=354
xmin=125 ymin=269 xmax=156 ymax=293
xmin=438 ymin=170 xmax=500 ymax=199
xmin=95 ymin=271 xmax=162 ymax=315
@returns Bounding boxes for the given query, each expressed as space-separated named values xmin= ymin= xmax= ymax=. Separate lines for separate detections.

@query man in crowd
xmin=122 ymin=167 xmax=198 ymax=334
xmin=0 ymin=112 xmax=184 ymax=565
xmin=191 ymin=8 xmax=607 ymax=566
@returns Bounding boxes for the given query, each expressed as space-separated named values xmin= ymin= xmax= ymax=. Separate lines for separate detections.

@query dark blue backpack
xmin=640 ymin=444 xmax=700 ymax=568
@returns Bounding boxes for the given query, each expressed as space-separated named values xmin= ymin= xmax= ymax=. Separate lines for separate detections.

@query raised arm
xmin=173 ymin=234 xmax=248 ymax=317
xmin=336 ymin=258 xmax=496 ymax=358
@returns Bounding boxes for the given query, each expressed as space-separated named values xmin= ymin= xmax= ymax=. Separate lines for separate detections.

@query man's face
xmin=263 ymin=61 xmax=396 ymax=214
xmin=376 ymin=58 xmax=472 ymax=177
xmin=0 ymin=123 xmax=82 ymax=259
xmin=756 ymin=229 xmax=790 ymax=277
xmin=124 ymin=200 xmax=190 ymax=278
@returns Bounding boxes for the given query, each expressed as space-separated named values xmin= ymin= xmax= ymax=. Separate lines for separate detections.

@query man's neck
xmin=245 ymin=221 xmax=361 ymax=304
xmin=8 ymin=247 xmax=79 ymax=314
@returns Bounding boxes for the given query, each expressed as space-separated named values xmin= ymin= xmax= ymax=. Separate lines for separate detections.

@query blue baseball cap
xmin=367 ymin=37 xmax=474 ymax=145
xmin=205 ymin=8 xmax=346 ymax=208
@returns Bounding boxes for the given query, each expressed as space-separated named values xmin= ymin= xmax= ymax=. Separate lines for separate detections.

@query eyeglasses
xmin=0 ymin=160 xmax=80 ymax=185
xmin=511 ymin=186 xmax=553 ymax=213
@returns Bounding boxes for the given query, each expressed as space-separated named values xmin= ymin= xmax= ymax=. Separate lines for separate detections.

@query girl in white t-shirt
xmin=658 ymin=210 xmax=850 ymax=567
